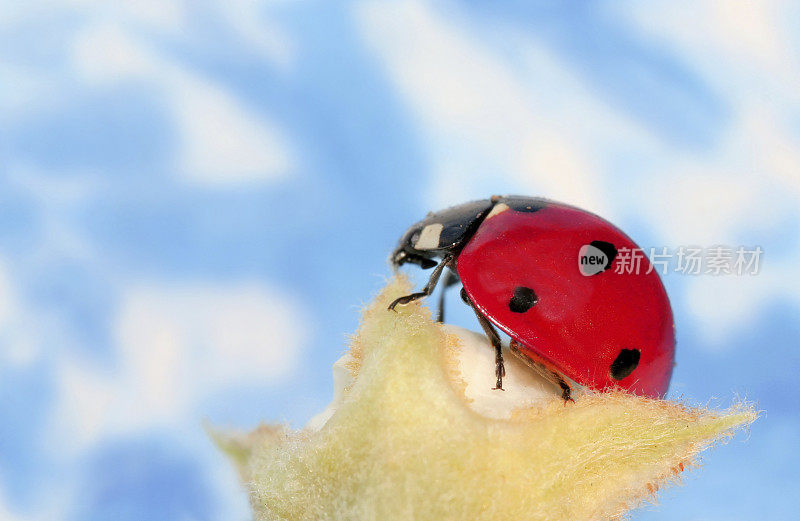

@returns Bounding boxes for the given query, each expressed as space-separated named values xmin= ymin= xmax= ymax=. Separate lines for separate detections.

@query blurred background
xmin=1 ymin=1 xmax=799 ymax=520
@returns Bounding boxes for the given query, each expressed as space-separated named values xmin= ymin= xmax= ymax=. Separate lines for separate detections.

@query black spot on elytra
xmin=590 ymin=240 xmax=618 ymax=271
xmin=610 ymin=348 xmax=641 ymax=380
xmin=508 ymin=286 xmax=538 ymax=313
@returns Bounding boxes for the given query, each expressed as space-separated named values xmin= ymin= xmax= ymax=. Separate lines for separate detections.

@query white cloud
xmin=52 ymin=280 xmax=308 ymax=452
xmin=117 ymin=282 xmax=306 ymax=385
xmin=619 ymin=0 xmax=800 ymax=106
xmin=54 ymin=357 xmax=117 ymax=451
xmin=71 ymin=22 xmax=294 ymax=185
xmin=0 ymin=489 xmax=34 ymax=521
xmin=71 ymin=23 xmax=154 ymax=80
xmin=355 ymin=0 xmax=610 ymax=215
xmin=118 ymin=0 xmax=188 ymax=32
xmin=742 ymin=108 xmax=800 ymax=198
xmin=211 ymin=0 xmax=296 ymax=70
xmin=0 ymin=64 xmax=52 ymax=116
xmin=624 ymin=104 xmax=800 ymax=345
xmin=358 ymin=0 xmax=800 ymax=349
xmin=633 ymin=171 xmax=775 ymax=246
xmin=170 ymin=73 xmax=293 ymax=185
xmin=609 ymin=0 xmax=800 ymax=346
xmin=0 ymin=259 xmax=40 ymax=369
xmin=634 ymin=109 xmax=797 ymax=249
xmin=685 ymin=271 xmax=771 ymax=347
xmin=0 ymin=261 xmax=13 ymax=329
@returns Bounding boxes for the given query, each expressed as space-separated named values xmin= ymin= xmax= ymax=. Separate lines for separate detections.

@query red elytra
xmin=456 ymin=203 xmax=674 ymax=398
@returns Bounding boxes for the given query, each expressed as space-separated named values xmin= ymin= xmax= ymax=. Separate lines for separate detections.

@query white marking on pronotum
xmin=485 ymin=203 xmax=510 ymax=220
xmin=415 ymin=223 xmax=444 ymax=250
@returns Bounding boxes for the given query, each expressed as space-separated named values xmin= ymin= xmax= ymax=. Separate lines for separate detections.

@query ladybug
xmin=389 ymin=195 xmax=675 ymax=401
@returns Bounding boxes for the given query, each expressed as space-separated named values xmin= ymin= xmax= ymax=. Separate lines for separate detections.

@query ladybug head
xmin=390 ymin=225 xmax=438 ymax=270
xmin=391 ymin=199 xmax=498 ymax=272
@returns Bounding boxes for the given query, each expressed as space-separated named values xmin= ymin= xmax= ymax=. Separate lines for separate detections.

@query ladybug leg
xmin=475 ymin=311 xmax=506 ymax=391
xmin=557 ymin=377 xmax=574 ymax=404
xmin=462 ymin=288 xmax=506 ymax=390
xmin=435 ymin=269 xmax=459 ymax=323
xmin=388 ymin=255 xmax=454 ymax=311
xmin=508 ymin=340 xmax=575 ymax=403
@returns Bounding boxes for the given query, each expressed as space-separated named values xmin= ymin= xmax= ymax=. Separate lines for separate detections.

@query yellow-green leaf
xmin=218 ymin=277 xmax=757 ymax=521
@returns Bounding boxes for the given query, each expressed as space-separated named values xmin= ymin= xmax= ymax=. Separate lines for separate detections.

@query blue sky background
xmin=1 ymin=1 xmax=799 ymax=520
